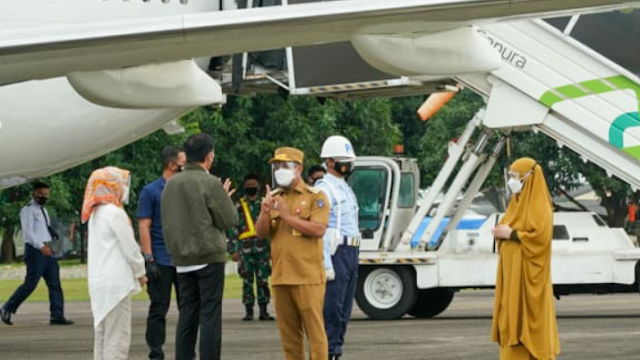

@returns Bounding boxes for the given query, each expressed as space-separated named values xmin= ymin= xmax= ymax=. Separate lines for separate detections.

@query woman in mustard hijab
xmin=490 ymin=157 xmax=560 ymax=360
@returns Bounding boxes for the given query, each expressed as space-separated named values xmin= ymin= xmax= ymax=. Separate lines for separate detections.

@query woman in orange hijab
xmin=82 ymin=167 xmax=147 ymax=360
xmin=490 ymin=157 xmax=560 ymax=360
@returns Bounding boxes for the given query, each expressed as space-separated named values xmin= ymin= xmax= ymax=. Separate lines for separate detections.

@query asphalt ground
xmin=1 ymin=291 xmax=640 ymax=359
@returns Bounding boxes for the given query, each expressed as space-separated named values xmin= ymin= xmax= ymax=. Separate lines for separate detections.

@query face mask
xmin=177 ymin=165 xmax=185 ymax=173
xmin=506 ymin=164 xmax=536 ymax=195
xmin=35 ymin=196 xmax=48 ymax=206
xmin=333 ymin=160 xmax=354 ymax=177
xmin=122 ymin=185 xmax=130 ymax=205
xmin=122 ymin=175 xmax=131 ymax=205
xmin=275 ymin=169 xmax=295 ymax=187
xmin=207 ymin=153 xmax=215 ymax=173
xmin=310 ymin=176 xmax=323 ymax=185
xmin=245 ymin=187 xmax=259 ymax=196
xmin=507 ymin=178 xmax=523 ymax=194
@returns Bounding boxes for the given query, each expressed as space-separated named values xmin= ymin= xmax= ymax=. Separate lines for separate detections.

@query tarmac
xmin=1 ymin=290 xmax=640 ymax=359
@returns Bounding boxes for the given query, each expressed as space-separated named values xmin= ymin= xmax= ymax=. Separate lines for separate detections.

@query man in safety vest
xmin=229 ymin=173 xmax=275 ymax=321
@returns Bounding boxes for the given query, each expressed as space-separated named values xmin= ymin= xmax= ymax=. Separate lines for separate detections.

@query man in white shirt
xmin=1 ymin=182 xmax=73 ymax=326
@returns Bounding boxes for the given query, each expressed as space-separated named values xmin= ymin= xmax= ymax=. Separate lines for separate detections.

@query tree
xmin=390 ymin=90 xmax=485 ymax=187
xmin=186 ymin=94 xmax=400 ymax=186
xmin=0 ymin=187 xmax=29 ymax=262
xmin=0 ymin=91 xmax=633 ymax=263
xmin=574 ymin=163 xmax=631 ymax=227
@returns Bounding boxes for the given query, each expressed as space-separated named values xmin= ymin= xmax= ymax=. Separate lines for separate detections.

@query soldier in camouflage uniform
xmin=229 ymin=174 xmax=275 ymax=321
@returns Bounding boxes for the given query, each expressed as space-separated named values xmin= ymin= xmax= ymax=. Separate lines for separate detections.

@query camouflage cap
xmin=268 ymin=147 xmax=304 ymax=165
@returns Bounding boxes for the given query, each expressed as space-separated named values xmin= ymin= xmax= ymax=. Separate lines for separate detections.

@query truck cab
xmin=348 ymin=156 xmax=420 ymax=253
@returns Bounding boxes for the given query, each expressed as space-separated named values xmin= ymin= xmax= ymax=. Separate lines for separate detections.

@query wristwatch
xmin=143 ymin=253 xmax=154 ymax=262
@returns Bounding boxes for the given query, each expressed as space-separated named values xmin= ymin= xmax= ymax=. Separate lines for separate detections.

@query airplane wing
xmin=1 ymin=0 xmax=640 ymax=84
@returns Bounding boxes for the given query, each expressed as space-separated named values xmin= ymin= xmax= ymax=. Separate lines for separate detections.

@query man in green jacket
xmin=161 ymin=133 xmax=238 ymax=360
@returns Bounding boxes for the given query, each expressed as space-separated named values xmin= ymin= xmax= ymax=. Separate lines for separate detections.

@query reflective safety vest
xmin=239 ymin=198 xmax=258 ymax=240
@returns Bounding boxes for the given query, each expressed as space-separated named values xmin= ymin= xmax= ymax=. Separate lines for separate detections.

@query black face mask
xmin=245 ymin=187 xmax=259 ymax=196
xmin=35 ymin=196 xmax=48 ymax=206
xmin=333 ymin=161 xmax=353 ymax=177
xmin=310 ymin=176 xmax=323 ymax=185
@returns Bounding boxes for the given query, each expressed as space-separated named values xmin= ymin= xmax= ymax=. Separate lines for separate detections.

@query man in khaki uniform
xmin=255 ymin=147 xmax=330 ymax=360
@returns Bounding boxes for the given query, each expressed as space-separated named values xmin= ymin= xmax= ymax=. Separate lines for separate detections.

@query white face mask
xmin=506 ymin=166 xmax=535 ymax=195
xmin=274 ymin=169 xmax=295 ymax=187
xmin=507 ymin=178 xmax=523 ymax=194
xmin=122 ymin=176 xmax=131 ymax=205
xmin=122 ymin=184 xmax=130 ymax=205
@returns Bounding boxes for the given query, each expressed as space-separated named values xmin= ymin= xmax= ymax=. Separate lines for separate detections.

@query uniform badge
xmin=317 ymin=199 xmax=325 ymax=208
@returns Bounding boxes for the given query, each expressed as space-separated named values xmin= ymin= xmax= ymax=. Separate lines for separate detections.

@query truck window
xmin=398 ymin=173 xmax=415 ymax=208
xmin=348 ymin=167 xmax=388 ymax=231
xmin=553 ymin=225 xmax=570 ymax=240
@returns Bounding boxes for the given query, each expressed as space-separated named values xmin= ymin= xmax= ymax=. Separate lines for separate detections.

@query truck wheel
xmin=408 ymin=288 xmax=455 ymax=318
xmin=356 ymin=266 xmax=418 ymax=320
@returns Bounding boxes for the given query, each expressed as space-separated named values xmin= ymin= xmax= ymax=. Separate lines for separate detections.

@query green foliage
xmin=188 ymin=94 xmax=400 ymax=187
xmin=505 ymin=131 xmax=583 ymax=194
xmin=0 ymin=93 xmax=401 ymax=244
xmin=390 ymin=90 xmax=485 ymax=187
xmin=0 ymin=275 xmax=244 ymax=302
xmin=0 ymin=89 xmax=634 ymax=253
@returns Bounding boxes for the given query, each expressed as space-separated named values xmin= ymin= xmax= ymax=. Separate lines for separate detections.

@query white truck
xmin=349 ymin=155 xmax=640 ymax=320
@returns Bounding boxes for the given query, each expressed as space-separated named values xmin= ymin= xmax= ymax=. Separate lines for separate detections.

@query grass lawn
xmin=2 ymin=258 xmax=84 ymax=268
xmin=0 ymin=275 xmax=244 ymax=302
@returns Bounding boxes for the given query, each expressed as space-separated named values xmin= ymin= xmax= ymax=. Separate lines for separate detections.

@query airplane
xmin=1 ymin=0 xmax=640 ymax=189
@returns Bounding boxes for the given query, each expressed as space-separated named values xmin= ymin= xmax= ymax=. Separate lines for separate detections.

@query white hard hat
xmin=320 ymin=135 xmax=356 ymax=159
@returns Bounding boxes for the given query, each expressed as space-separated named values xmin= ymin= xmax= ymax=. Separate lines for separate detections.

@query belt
xmin=341 ymin=236 xmax=361 ymax=247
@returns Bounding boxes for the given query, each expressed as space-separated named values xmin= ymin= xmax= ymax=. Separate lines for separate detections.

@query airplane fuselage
xmin=0 ymin=0 xmax=220 ymax=187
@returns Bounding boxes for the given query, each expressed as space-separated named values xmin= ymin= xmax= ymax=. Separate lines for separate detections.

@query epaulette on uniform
xmin=305 ymin=185 xmax=321 ymax=194
xmin=270 ymin=188 xmax=284 ymax=196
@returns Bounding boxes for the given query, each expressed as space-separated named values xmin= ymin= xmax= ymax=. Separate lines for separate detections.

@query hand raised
xmin=223 ymin=178 xmax=236 ymax=197
xmin=261 ymin=185 xmax=274 ymax=213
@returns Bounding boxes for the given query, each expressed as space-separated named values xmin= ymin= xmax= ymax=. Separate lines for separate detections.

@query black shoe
xmin=259 ymin=304 xmax=274 ymax=321
xmin=50 ymin=317 xmax=74 ymax=325
xmin=242 ymin=305 xmax=254 ymax=321
xmin=0 ymin=306 xmax=13 ymax=326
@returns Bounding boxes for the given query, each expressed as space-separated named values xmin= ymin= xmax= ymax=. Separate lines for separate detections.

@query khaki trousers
xmin=94 ymin=297 xmax=132 ymax=360
xmin=273 ymin=284 xmax=328 ymax=360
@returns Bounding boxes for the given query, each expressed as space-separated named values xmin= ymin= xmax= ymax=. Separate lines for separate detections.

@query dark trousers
xmin=146 ymin=264 xmax=179 ymax=360
xmin=239 ymin=252 xmax=271 ymax=306
xmin=324 ymin=245 xmax=359 ymax=356
xmin=175 ymin=263 xmax=225 ymax=360
xmin=4 ymin=244 xmax=64 ymax=318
